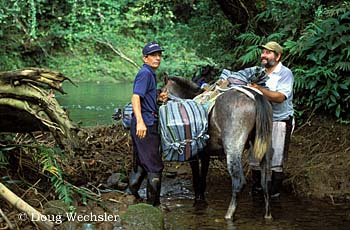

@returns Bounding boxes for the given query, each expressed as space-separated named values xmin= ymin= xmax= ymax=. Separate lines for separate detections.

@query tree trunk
xmin=216 ymin=0 xmax=260 ymax=30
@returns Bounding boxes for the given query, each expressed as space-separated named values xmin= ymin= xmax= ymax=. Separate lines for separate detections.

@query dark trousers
xmin=130 ymin=119 xmax=164 ymax=173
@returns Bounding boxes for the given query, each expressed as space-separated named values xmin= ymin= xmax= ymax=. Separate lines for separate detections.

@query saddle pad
xmin=193 ymin=90 xmax=223 ymax=113
xmin=159 ymin=99 xmax=209 ymax=161
xmin=193 ymin=85 xmax=261 ymax=114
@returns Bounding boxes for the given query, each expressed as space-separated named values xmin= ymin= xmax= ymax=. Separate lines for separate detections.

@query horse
xmin=161 ymin=76 xmax=273 ymax=220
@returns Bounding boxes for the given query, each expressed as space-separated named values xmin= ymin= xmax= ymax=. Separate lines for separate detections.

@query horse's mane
xmin=169 ymin=76 xmax=200 ymax=91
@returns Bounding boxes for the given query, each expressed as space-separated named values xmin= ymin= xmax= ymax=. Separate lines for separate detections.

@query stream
xmin=57 ymin=82 xmax=350 ymax=229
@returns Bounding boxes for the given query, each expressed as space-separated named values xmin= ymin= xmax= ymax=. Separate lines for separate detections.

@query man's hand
xmin=136 ymin=120 xmax=147 ymax=139
xmin=158 ymin=92 xmax=168 ymax=103
xmin=132 ymin=94 xmax=148 ymax=139
xmin=217 ymin=79 xmax=229 ymax=88
xmin=248 ymin=83 xmax=261 ymax=90
xmin=248 ymin=83 xmax=286 ymax=103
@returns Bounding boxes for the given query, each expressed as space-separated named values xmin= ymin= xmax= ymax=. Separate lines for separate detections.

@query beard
xmin=261 ymin=58 xmax=276 ymax=68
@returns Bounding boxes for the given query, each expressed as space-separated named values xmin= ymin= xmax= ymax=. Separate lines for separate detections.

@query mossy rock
xmin=121 ymin=203 xmax=164 ymax=230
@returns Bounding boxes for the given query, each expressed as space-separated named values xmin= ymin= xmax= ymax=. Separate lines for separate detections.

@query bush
xmin=286 ymin=7 xmax=350 ymax=122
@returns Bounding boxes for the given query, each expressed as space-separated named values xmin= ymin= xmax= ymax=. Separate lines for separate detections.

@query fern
xmin=51 ymin=176 xmax=73 ymax=203
xmin=335 ymin=62 xmax=350 ymax=72
xmin=38 ymin=146 xmax=73 ymax=204
xmin=237 ymin=45 xmax=261 ymax=66
xmin=0 ymin=139 xmax=100 ymax=205
xmin=37 ymin=146 xmax=102 ymax=205
xmin=315 ymin=2 xmax=350 ymax=19
xmin=234 ymin=33 xmax=272 ymax=67
xmin=236 ymin=32 xmax=263 ymax=45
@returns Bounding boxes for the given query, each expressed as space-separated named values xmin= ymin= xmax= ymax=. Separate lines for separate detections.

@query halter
xmin=164 ymin=89 xmax=184 ymax=101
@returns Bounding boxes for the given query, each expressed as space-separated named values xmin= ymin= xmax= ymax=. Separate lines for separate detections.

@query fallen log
xmin=0 ymin=68 xmax=80 ymax=149
xmin=0 ymin=67 xmax=76 ymax=94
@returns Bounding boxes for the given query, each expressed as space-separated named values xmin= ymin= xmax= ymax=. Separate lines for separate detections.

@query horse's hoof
xmin=225 ymin=206 xmax=236 ymax=220
xmin=264 ymin=214 xmax=273 ymax=220
xmin=224 ymin=213 xmax=236 ymax=221
xmin=193 ymin=199 xmax=208 ymax=208
xmin=196 ymin=194 xmax=205 ymax=200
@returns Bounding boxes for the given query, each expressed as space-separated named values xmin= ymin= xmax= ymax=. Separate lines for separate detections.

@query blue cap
xmin=142 ymin=42 xmax=164 ymax=55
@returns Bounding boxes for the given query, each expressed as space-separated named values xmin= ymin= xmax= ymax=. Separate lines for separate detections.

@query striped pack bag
xmin=159 ymin=99 xmax=209 ymax=161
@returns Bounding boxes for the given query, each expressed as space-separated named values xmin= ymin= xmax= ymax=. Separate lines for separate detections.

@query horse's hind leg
xmin=225 ymin=147 xmax=246 ymax=220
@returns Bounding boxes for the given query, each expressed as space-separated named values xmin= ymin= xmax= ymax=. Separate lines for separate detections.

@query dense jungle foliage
xmin=0 ymin=0 xmax=349 ymax=122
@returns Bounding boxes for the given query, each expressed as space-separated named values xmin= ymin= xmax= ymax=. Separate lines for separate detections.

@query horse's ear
xmin=163 ymin=73 xmax=169 ymax=85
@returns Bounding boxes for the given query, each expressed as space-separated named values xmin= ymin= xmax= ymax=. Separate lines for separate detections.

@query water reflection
xmin=56 ymin=82 xmax=133 ymax=126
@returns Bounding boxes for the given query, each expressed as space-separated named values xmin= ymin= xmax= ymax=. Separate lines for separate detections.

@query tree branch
xmin=95 ymin=39 xmax=140 ymax=69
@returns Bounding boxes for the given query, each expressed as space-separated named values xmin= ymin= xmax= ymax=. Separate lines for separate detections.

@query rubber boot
xmin=270 ymin=171 xmax=284 ymax=198
xmin=128 ymin=165 xmax=146 ymax=199
xmin=146 ymin=173 xmax=162 ymax=206
xmin=251 ymin=169 xmax=263 ymax=196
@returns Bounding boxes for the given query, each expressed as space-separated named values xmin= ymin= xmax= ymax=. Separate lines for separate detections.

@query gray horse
xmin=162 ymin=76 xmax=273 ymax=220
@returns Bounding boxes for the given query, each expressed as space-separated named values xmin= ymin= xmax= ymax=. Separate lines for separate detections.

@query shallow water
xmin=160 ymin=174 xmax=350 ymax=230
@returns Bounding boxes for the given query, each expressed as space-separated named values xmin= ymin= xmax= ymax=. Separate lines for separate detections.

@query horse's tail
xmin=252 ymin=93 xmax=272 ymax=162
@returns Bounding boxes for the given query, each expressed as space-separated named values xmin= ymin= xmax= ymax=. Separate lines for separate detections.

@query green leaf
xmin=318 ymin=50 xmax=327 ymax=60
xmin=330 ymin=95 xmax=337 ymax=103
xmin=309 ymin=80 xmax=317 ymax=89
xmin=0 ymin=146 xmax=16 ymax=151
xmin=339 ymin=84 xmax=348 ymax=90
xmin=340 ymin=11 xmax=350 ymax=21
xmin=335 ymin=104 xmax=341 ymax=118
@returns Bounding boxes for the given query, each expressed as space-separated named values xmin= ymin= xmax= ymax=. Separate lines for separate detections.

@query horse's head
xmin=161 ymin=76 xmax=203 ymax=99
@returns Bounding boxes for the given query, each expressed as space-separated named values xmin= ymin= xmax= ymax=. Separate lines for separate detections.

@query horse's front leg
xmin=190 ymin=159 xmax=202 ymax=202
xmin=190 ymin=153 xmax=209 ymax=204
xmin=199 ymin=152 xmax=210 ymax=200
xmin=225 ymin=150 xmax=245 ymax=220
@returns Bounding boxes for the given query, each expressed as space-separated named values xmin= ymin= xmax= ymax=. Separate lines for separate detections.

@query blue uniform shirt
xmin=132 ymin=64 xmax=158 ymax=126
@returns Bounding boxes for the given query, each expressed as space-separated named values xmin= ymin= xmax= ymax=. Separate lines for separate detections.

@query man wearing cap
xmin=216 ymin=41 xmax=294 ymax=197
xmin=248 ymin=41 xmax=294 ymax=198
xmin=128 ymin=41 xmax=168 ymax=206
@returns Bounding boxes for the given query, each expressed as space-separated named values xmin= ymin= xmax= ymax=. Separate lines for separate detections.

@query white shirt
xmin=266 ymin=62 xmax=294 ymax=121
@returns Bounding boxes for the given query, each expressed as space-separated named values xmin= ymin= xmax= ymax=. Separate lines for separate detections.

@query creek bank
xmin=285 ymin=115 xmax=350 ymax=202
